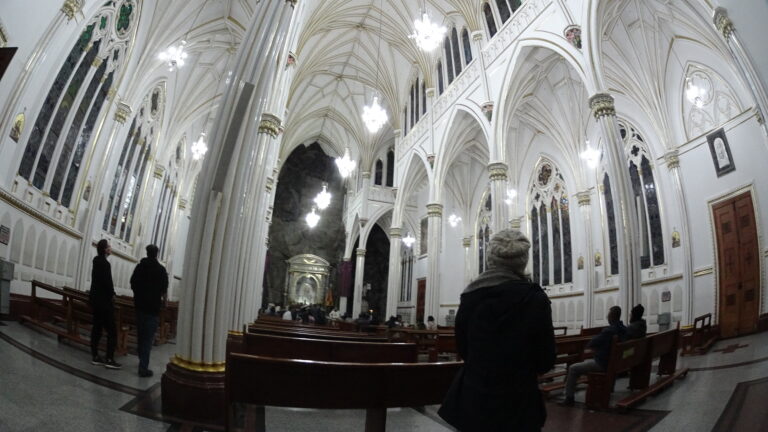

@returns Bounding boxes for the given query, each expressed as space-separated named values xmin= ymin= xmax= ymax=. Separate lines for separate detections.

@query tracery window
xmin=374 ymin=160 xmax=383 ymax=185
xmin=18 ymin=1 xmax=137 ymax=208
xmin=477 ymin=193 xmax=492 ymax=275
xmin=152 ymin=168 xmax=177 ymax=260
xmin=461 ymin=28 xmax=473 ymax=64
xmin=103 ymin=84 xmax=163 ymax=242
xmin=483 ymin=3 xmax=498 ymax=38
xmin=385 ymin=150 xmax=394 ymax=187
xmin=529 ymin=160 xmax=573 ymax=286
xmin=437 ymin=62 xmax=444 ymax=95
xmin=406 ymin=75 xmax=427 ymax=131
xmin=603 ymin=173 xmax=619 ymax=275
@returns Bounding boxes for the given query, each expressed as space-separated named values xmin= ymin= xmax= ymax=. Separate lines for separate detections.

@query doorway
xmin=416 ymin=278 xmax=426 ymax=324
xmin=713 ymin=191 xmax=760 ymax=338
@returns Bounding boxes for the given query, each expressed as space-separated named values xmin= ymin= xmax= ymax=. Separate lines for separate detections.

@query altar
xmin=284 ymin=254 xmax=331 ymax=306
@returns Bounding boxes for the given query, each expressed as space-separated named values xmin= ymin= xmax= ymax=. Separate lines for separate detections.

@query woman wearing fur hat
xmin=439 ymin=229 xmax=556 ymax=431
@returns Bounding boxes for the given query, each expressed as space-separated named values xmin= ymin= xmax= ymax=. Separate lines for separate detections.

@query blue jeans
xmin=136 ymin=311 xmax=159 ymax=371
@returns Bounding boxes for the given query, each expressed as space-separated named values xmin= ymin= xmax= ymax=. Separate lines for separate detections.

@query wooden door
xmin=714 ymin=192 xmax=760 ymax=337
xmin=416 ymin=278 xmax=426 ymax=324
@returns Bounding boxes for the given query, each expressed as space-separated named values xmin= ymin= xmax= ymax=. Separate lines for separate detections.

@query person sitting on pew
xmin=560 ymin=306 xmax=627 ymax=407
xmin=282 ymin=307 xmax=293 ymax=321
xmin=386 ymin=315 xmax=399 ymax=328
xmin=626 ymin=304 xmax=647 ymax=339
xmin=426 ymin=315 xmax=437 ymax=330
xmin=328 ymin=308 xmax=341 ymax=321
xmin=439 ymin=229 xmax=555 ymax=431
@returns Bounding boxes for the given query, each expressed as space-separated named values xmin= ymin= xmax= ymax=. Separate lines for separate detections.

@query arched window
xmin=437 ymin=62 xmax=444 ymax=94
xmin=477 ymin=193 xmax=492 ymax=275
xmin=374 ymin=160 xmax=383 ymax=185
xmin=603 ymin=173 xmax=619 ymax=276
xmin=496 ymin=0 xmax=511 ymax=22
xmin=400 ymin=244 xmax=414 ymax=302
xmin=403 ymin=108 xmax=408 ymax=135
xmin=619 ymin=121 xmax=664 ymax=268
xmin=461 ymin=28 xmax=473 ymax=64
xmin=18 ymin=1 xmax=137 ymax=207
xmin=444 ymin=36 xmax=455 ymax=84
xmin=451 ymin=28 xmax=463 ymax=75
xmin=103 ymin=84 xmax=162 ymax=242
xmin=386 ymin=150 xmax=394 ymax=187
xmin=421 ymin=81 xmax=427 ymax=115
xmin=409 ymin=84 xmax=415 ymax=129
xmin=483 ymin=3 xmax=498 ymax=38
xmin=152 ymin=173 xmax=176 ymax=259
xmin=529 ymin=161 xmax=573 ymax=286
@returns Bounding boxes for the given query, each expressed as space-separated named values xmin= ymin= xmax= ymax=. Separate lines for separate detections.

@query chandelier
xmin=191 ymin=133 xmax=208 ymax=160
xmin=402 ymin=232 xmax=416 ymax=248
xmin=335 ymin=147 xmax=357 ymax=178
xmin=305 ymin=206 xmax=320 ymax=228
xmin=158 ymin=40 xmax=188 ymax=72
xmin=504 ymin=189 xmax=517 ymax=205
xmin=409 ymin=10 xmax=446 ymax=52
xmin=580 ymin=141 xmax=601 ymax=169
xmin=448 ymin=214 xmax=462 ymax=227
xmin=314 ymin=183 xmax=332 ymax=210
xmin=362 ymin=96 xmax=388 ymax=133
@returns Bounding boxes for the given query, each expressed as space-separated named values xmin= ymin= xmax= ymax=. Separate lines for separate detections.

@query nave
xmin=2 ymin=319 xmax=767 ymax=432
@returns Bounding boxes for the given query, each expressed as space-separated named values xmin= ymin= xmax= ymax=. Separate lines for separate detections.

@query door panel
xmin=416 ymin=279 xmax=426 ymax=324
xmin=734 ymin=195 xmax=759 ymax=334
xmin=714 ymin=202 xmax=740 ymax=338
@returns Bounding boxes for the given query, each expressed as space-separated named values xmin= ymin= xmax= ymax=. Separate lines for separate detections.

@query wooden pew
xmin=247 ymin=323 xmax=389 ymax=342
xmin=235 ymin=332 xmax=419 ymax=363
xmin=539 ymin=336 xmax=592 ymax=395
xmin=225 ymin=352 xmax=462 ymax=432
xmin=553 ymin=326 xmax=569 ymax=336
xmin=585 ymin=336 xmax=650 ymax=410
xmin=580 ymin=325 xmax=607 ymax=337
xmin=681 ymin=313 xmax=718 ymax=355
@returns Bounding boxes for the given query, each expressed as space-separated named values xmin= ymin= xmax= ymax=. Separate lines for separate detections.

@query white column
xmin=462 ymin=236 xmax=472 ymax=287
xmin=352 ymin=248 xmax=366 ymax=317
xmin=488 ymin=162 xmax=509 ymax=234
xmin=664 ymin=150 xmax=693 ymax=324
xmin=426 ymin=203 xmax=443 ymax=321
xmin=385 ymin=227 xmax=402 ymax=318
xmin=174 ymin=0 xmax=295 ymax=366
xmin=589 ymin=93 xmax=642 ymax=319
xmin=576 ymin=190 xmax=595 ymax=327
xmin=360 ymin=172 xmax=371 ymax=225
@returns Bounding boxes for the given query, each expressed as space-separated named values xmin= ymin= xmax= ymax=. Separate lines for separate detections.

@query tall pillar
xmin=162 ymin=0 xmax=296 ymax=424
xmin=462 ymin=236 xmax=472 ymax=287
xmin=426 ymin=203 xmax=443 ymax=322
xmin=576 ymin=190 xmax=594 ymax=327
xmin=713 ymin=8 xmax=768 ymax=137
xmin=385 ymin=227 xmax=402 ymax=318
xmin=589 ymin=93 xmax=642 ymax=319
xmin=360 ymin=172 xmax=371 ymax=225
xmin=488 ymin=162 xmax=509 ymax=234
xmin=352 ymin=248 xmax=366 ymax=317
xmin=664 ymin=150 xmax=693 ymax=324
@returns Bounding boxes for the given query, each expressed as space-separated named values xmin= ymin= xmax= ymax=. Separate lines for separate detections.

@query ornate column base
xmin=161 ymin=360 xmax=226 ymax=425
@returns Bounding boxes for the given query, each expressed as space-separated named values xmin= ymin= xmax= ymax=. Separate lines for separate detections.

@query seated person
xmin=282 ymin=308 xmax=293 ymax=320
xmin=426 ymin=315 xmax=437 ymax=330
xmin=626 ymin=304 xmax=647 ymax=339
xmin=560 ymin=306 xmax=627 ymax=406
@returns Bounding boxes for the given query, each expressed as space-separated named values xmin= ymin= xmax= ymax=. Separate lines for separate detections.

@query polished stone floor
xmin=1 ymin=320 xmax=767 ymax=432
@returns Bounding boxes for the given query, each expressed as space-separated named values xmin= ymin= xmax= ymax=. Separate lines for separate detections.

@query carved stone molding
xmin=389 ymin=227 xmax=402 ymax=238
xmin=286 ymin=0 xmax=297 ymax=7
xmin=589 ymin=93 xmax=616 ymax=119
xmin=509 ymin=217 xmax=523 ymax=229
xmin=425 ymin=88 xmax=436 ymax=98
xmin=488 ymin=162 xmax=508 ymax=181
xmin=471 ymin=30 xmax=484 ymax=42
xmin=576 ymin=191 xmax=591 ymax=207
xmin=265 ymin=177 xmax=274 ymax=193
xmin=61 ymin=0 xmax=83 ymax=21
xmin=178 ymin=199 xmax=188 ymax=210
xmin=258 ymin=113 xmax=282 ymax=137
xmin=462 ymin=237 xmax=472 ymax=248
xmin=153 ymin=164 xmax=165 ymax=179
xmin=361 ymin=171 xmax=371 ymax=179
xmin=664 ymin=150 xmax=680 ymax=170
xmin=356 ymin=248 xmax=366 ymax=257
xmin=91 ymin=57 xmax=103 ymax=68
xmin=713 ymin=7 xmax=734 ymax=39
xmin=114 ymin=102 xmax=132 ymax=124
xmin=107 ymin=87 xmax=117 ymax=102
xmin=427 ymin=203 xmax=443 ymax=217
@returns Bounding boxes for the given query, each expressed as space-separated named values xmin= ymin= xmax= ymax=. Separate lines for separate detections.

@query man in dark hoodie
xmin=560 ymin=305 xmax=627 ymax=406
xmin=626 ymin=304 xmax=647 ymax=339
xmin=90 ymin=239 xmax=121 ymax=369
xmin=130 ymin=244 xmax=168 ymax=377
xmin=439 ymin=229 xmax=556 ymax=431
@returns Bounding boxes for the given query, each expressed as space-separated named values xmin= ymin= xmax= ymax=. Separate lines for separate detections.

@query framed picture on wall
xmin=706 ymin=128 xmax=735 ymax=177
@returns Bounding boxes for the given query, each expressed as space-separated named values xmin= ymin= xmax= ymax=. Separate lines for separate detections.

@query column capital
xmin=389 ymin=227 xmax=402 ymax=238
xmin=265 ymin=177 xmax=275 ymax=192
xmin=392 ymin=129 xmax=402 ymax=137
xmin=664 ymin=149 xmax=680 ymax=169
xmin=178 ymin=198 xmax=188 ymax=210
xmin=471 ymin=30 xmax=485 ymax=42
xmin=589 ymin=93 xmax=616 ymax=119
xmin=114 ymin=102 xmax=132 ymax=124
xmin=153 ymin=163 xmax=165 ymax=179
xmin=426 ymin=203 xmax=443 ymax=217
xmin=61 ymin=0 xmax=83 ymax=20
xmin=92 ymin=57 xmax=103 ymax=68
xmin=361 ymin=171 xmax=371 ymax=179
xmin=488 ymin=162 xmax=508 ymax=181
xmin=509 ymin=216 xmax=523 ymax=229
xmin=356 ymin=248 xmax=366 ymax=257
xmin=462 ymin=236 xmax=472 ymax=248
xmin=258 ymin=113 xmax=282 ymax=137
xmin=713 ymin=7 xmax=735 ymax=39
xmin=576 ymin=191 xmax=591 ymax=207
xmin=425 ymin=88 xmax=436 ymax=98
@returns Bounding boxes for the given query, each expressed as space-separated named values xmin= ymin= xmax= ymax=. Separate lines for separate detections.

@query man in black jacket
xmin=130 ymin=244 xmax=168 ymax=377
xmin=90 ymin=239 xmax=121 ymax=369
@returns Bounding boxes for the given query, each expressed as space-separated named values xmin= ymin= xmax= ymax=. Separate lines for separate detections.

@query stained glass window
xmin=386 ymin=150 xmax=394 ymax=187
xmin=484 ymin=3 xmax=497 ymax=38
xmin=437 ymin=62 xmax=444 ymax=95
xmin=539 ymin=202 xmax=549 ymax=286
xmin=444 ymin=36 xmax=454 ymax=84
xmin=496 ymin=0 xmax=511 ymax=22
xmin=530 ymin=161 xmax=572 ymax=287
xmin=603 ymin=173 xmax=619 ymax=275
xmin=451 ymin=28 xmax=463 ymax=75
xmin=462 ymin=28 xmax=472 ymax=64
xmin=552 ymin=196 xmax=562 ymax=285
xmin=561 ymin=196 xmax=572 ymax=283
xmin=374 ymin=160 xmax=383 ymax=185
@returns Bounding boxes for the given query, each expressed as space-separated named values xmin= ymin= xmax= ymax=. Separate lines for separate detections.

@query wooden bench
xmin=553 ymin=326 xmax=569 ymax=336
xmin=539 ymin=336 xmax=592 ymax=395
xmin=585 ymin=336 xmax=650 ymax=410
xmin=248 ymin=323 xmax=389 ymax=342
xmin=235 ymin=332 xmax=419 ymax=363
xmin=225 ymin=352 xmax=462 ymax=432
xmin=681 ymin=313 xmax=718 ymax=355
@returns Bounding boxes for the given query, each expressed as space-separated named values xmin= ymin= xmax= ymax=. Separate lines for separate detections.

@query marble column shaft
xmin=385 ymin=228 xmax=402 ymax=319
xmin=576 ymin=191 xmax=594 ymax=327
xmin=175 ymin=0 xmax=295 ymax=365
xmin=488 ymin=162 xmax=509 ymax=234
xmin=426 ymin=203 xmax=443 ymax=321
xmin=352 ymin=248 xmax=366 ymax=317
xmin=664 ymin=150 xmax=693 ymax=324
xmin=590 ymin=93 xmax=642 ymax=319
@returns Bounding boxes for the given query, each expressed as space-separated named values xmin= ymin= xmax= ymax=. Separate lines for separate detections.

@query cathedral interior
xmin=2 ymin=0 xmax=768 ymax=430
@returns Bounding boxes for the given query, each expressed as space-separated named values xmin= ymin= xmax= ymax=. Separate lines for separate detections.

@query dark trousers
xmin=136 ymin=310 xmax=159 ymax=371
xmin=90 ymin=303 xmax=117 ymax=359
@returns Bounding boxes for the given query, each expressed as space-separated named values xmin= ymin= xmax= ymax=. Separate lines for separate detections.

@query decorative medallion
xmin=564 ymin=25 xmax=582 ymax=49
xmin=115 ymin=0 xmax=135 ymax=37
xmin=537 ymin=163 xmax=553 ymax=187
xmin=9 ymin=112 xmax=24 ymax=142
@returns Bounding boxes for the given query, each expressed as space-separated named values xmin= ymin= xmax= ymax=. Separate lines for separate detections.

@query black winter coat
xmin=438 ymin=281 xmax=556 ymax=432
xmin=130 ymin=257 xmax=168 ymax=315
xmin=90 ymin=255 xmax=114 ymax=308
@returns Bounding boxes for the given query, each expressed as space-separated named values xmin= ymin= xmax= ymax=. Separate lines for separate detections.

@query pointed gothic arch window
xmin=400 ymin=244 xmax=414 ymax=302
xmin=437 ymin=62 xmax=444 ymax=95
xmin=444 ymin=36 xmax=455 ymax=84
xmin=451 ymin=28 xmax=463 ymax=75
xmin=374 ymin=160 xmax=383 ymax=185
xmin=461 ymin=28 xmax=473 ymax=64
xmin=530 ymin=161 xmax=572 ymax=286
xmin=477 ymin=193 xmax=492 ymax=275
xmin=483 ymin=3 xmax=497 ymax=38
xmin=18 ymin=1 xmax=137 ymax=207
xmin=496 ymin=0 xmax=511 ymax=23
xmin=386 ymin=150 xmax=394 ymax=187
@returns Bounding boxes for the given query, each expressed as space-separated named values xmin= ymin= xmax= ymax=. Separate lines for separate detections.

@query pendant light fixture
xmin=314 ymin=183 xmax=332 ymax=210
xmin=361 ymin=0 xmax=388 ymax=133
xmin=402 ymin=232 xmax=416 ymax=248
xmin=409 ymin=0 xmax=446 ymax=52
xmin=158 ymin=0 xmax=208 ymax=71
xmin=305 ymin=206 xmax=320 ymax=228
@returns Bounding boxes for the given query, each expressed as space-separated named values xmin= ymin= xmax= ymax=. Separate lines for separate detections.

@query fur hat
xmin=487 ymin=229 xmax=531 ymax=275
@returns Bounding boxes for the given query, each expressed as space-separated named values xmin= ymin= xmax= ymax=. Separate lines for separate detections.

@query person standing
xmin=90 ymin=239 xmax=121 ymax=369
xmin=130 ymin=244 xmax=168 ymax=377
xmin=439 ymin=229 xmax=556 ymax=431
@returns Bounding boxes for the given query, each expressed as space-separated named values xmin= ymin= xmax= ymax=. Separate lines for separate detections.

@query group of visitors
xmin=89 ymin=239 xmax=168 ymax=378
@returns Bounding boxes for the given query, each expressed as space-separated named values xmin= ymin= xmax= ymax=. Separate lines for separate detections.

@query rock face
xmin=264 ymin=143 xmax=346 ymax=307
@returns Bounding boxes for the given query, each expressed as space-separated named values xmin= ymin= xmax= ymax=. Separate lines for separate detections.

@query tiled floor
xmin=1 ymin=320 xmax=768 ymax=432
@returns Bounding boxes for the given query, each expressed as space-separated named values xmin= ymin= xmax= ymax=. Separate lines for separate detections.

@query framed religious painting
xmin=707 ymin=128 xmax=735 ymax=177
